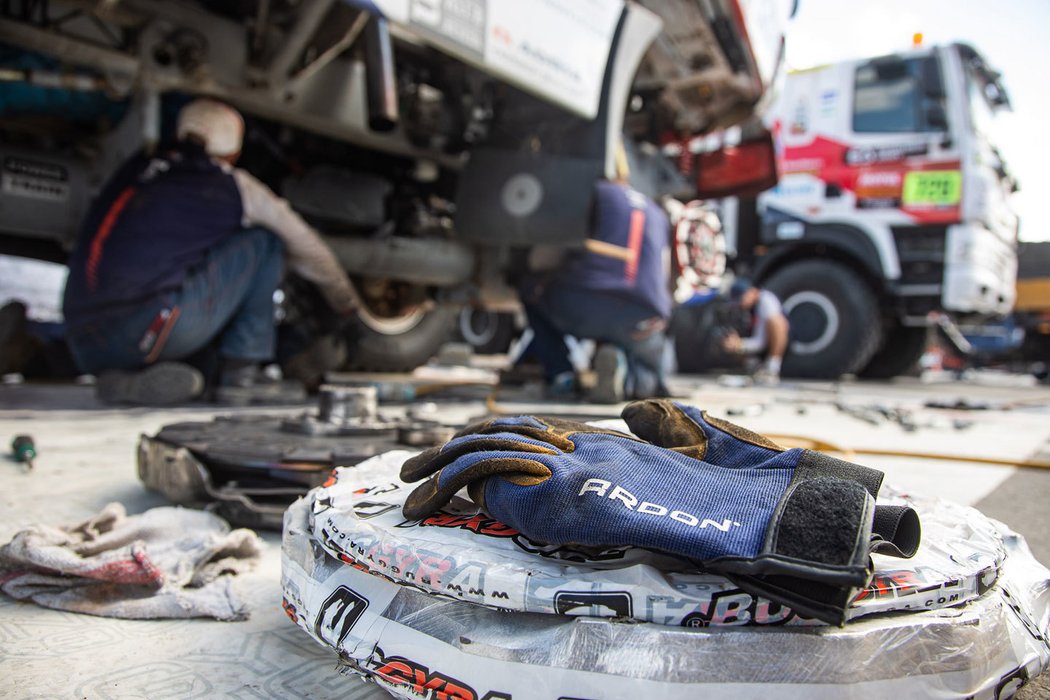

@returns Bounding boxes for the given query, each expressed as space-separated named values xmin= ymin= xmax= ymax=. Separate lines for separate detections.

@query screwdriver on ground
xmin=11 ymin=434 xmax=36 ymax=470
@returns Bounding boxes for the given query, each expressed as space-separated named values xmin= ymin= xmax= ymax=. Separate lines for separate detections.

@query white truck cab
xmin=723 ymin=42 xmax=1018 ymax=378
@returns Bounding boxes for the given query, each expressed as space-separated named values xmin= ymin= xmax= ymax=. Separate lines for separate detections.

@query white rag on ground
xmin=0 ymin=502 xmax=263 ymax=620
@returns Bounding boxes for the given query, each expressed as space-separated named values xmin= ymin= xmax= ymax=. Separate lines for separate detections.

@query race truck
xmin=0 ymin=0 xmax=791 ymax=372
xmin=715 ymin=41 xmax=1018 ymax=379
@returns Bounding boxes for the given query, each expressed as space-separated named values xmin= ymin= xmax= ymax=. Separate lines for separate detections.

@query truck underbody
xmin=0 ymin=0 xmax=790 ymax=372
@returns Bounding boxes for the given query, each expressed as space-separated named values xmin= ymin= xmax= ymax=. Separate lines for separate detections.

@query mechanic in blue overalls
xmin=62 ymin=99 xmax=360 ymax=405
xmin=517 ymin=146 xmax=673 ymax=403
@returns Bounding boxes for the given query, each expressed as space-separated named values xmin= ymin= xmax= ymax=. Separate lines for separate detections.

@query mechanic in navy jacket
xmin=519 ymin=150 xmax=673 ymax=402
xmin=62 ymin=99 xmax=359 ymax=405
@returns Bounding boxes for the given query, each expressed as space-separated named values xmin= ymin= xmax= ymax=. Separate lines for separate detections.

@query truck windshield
xmin=852 ymin=57 xmax=939 ymax=133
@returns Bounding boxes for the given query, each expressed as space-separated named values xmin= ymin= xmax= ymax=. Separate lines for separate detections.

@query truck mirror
xmin=921 ymin=57 xmax=946 ymax=100
xmin=694 ymin=131 xmax=778 ymax=199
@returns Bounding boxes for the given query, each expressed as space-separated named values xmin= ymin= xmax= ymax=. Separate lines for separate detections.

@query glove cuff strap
xmin=765 ymin=476 xmax=875 ymax=575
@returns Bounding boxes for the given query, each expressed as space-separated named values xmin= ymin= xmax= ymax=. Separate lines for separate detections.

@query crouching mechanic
xmin=722 ymin=278 xmax=789 ymax=383
xmin=62 ymin=98 xmax=360 ymax=405
xmin=519 ymin=163 xmax=673 ymax=403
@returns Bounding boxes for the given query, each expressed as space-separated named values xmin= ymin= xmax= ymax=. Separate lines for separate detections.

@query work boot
xmin=589 ymin=345 xmax=627 ymax=404
xmin=752 ymin=368 xmax=780 ymax=386
xmin=96 ymin=362 xmax=205 ymax=406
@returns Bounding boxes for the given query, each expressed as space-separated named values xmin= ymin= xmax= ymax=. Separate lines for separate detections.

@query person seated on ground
xmin=722 ymin=277 xmax=789 ymax=383
xmin=515 ymin=146 xmax=673 ymax=403
xmin=61 ymin=98 xmax=359 ymax=405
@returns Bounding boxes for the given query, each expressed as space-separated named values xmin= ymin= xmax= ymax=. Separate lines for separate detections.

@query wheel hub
xmin=783 ymin=291 xmax=839 ymax=355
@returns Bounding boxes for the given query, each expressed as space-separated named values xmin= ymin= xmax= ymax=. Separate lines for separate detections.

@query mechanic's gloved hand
xmin=399 ymin=409 xmax=906 ymax=625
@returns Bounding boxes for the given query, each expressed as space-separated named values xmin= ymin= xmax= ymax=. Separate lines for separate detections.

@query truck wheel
xmin=858 ymin=325 xmax=927 ymax=379
xmin=339 ymin=277 xmax=456 ymax=371
xmin=343 ymin=303 xmax=456 ymax=371
xmin=764 ymin=260 xmax=882 ymax=379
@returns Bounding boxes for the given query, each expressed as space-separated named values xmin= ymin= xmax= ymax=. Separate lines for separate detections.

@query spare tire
xmin=764 ymin=259 xmax=882 ymax=379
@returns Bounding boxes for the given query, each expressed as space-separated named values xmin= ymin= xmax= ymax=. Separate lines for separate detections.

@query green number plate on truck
xmin=902 ymin=170 xmax=962 ymax=206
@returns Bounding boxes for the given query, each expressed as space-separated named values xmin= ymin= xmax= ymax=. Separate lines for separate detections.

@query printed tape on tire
xmin=306 ymin=450 xmax=1005 ymax=626
xmin=282 ymin=495 xmax=1050 ymax=699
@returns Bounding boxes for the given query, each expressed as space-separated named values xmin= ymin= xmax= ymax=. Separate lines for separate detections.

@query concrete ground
xmin=2 ymin=368 xmax=1050 ymax=699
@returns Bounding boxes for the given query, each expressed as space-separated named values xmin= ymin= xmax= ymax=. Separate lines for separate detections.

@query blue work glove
xmin=400 ymin=404 xmax=918 ymax=625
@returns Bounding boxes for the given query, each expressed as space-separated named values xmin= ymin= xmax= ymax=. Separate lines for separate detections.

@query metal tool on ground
xmin=10 ymin=434 xmax=35 ymax=470
xmin=282 ymin=385 xmax=399 ymax=436
xmin=138 ymin=386 xmax=460 ymax=528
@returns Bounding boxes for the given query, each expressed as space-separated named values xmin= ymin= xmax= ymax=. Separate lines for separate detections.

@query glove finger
xmin=621 ymin=399 xmax=709 ymax=458
xmin=400 ymin=445 xmax=446 ymax=482
xmin=456 ymin=415 xmax=634 ymax=452
xmin=402 ymin=456 xmax=552 ymax=519
xmin=400 ymin=436 xmax=559 ymax=482
xmin=626 ymin=399 xmax=789 ymax=465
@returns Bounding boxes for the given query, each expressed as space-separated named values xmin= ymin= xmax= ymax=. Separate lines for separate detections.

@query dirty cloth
xmin=0 ymin=502 xmax=262 ymax=620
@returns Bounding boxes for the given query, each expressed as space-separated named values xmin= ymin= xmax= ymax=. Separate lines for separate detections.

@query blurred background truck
xmin=1009 ymin=241 xmax=1050 ymax=378
xmin=712 ymin=41 xmax=1019 ymax=379
xmin=0 ymin=0 xmax=794 ymax=372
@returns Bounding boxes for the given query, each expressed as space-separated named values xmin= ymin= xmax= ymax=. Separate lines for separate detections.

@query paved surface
xmin=2 ymin=370 xmax=1050 ymax=699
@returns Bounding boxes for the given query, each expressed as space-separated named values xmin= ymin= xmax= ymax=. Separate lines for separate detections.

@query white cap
xmin=176 ymin=98 xmax=244 ymax=157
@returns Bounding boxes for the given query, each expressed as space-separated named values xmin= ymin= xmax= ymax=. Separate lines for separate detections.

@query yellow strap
xmin=765 ymin=434 xmax=1050 ymax=470
xmin=584 ymin=238 xmax=633 ymax=262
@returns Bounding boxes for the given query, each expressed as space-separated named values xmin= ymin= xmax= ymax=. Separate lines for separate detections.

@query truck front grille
xmin=893 ymin=226 xmax=947 ymax=285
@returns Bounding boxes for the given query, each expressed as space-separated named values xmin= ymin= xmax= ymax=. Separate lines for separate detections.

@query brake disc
xmin=137 ymin=385 xmax=455 ymax=529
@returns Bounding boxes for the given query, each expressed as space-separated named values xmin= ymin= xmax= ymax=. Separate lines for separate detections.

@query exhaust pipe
xmin=324 ymin=235 xmax=476 ymax=286
xmin=364 ymin=16 xmax=399 ymax=132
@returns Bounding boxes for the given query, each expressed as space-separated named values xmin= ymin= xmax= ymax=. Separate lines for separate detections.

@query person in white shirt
xmin=722 ymin=277 xmax=789 ymax=382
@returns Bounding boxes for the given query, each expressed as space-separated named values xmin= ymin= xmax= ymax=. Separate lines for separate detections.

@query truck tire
xmin=858 ymin=325 xmax=927 ymax=379
xmin=343 ymin=304 xmax=456 ymax=371
xmin=764 ymin=260 xmax=882 ymax=379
